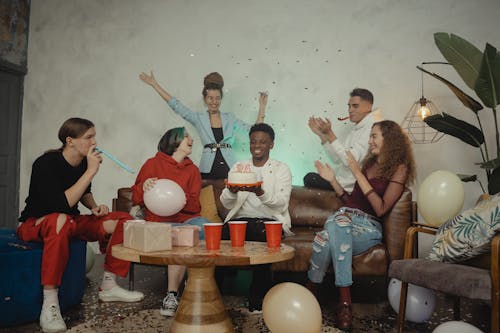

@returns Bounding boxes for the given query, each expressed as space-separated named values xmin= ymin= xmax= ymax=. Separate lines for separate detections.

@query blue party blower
xmin=95 ymin=147 xmax=135 ymax=174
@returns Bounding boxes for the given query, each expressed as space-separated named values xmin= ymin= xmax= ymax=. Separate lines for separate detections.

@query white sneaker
xmin=98 ymin=285 xmax=144 ymax=302
xmin=160 ymin=292 xmax=178 ymax=316
xmin=40 ymin=304 xmax=67 ymax=333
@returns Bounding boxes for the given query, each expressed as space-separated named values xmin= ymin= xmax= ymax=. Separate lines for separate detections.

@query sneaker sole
xmin=98 ymin=294 xmax=144 ymax=302
xmin=41 ymin=325 xmax=67 ymax=333
xmin=159 ymin=308 xmax=176 ymax=317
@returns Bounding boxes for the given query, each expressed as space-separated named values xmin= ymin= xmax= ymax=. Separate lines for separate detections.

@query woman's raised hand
xmin=259 ymin=91 xmax=268 ymax=108
xmin=314 ymin=160 xmax=336 ymax=182
xmin=139 ymin=71 xmax=158 ymax=87
xmin=345 ymin=150 xmax=362 ymax=176
xmin=143 ymin=177 xmax=158 ymax=192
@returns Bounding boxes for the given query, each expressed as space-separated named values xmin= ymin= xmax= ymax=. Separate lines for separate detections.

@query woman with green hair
xmin=131 ymin=126 xmax=209 ymax=317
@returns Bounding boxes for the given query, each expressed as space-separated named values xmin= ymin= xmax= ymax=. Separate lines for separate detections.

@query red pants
xmin=17 ymin=211 xmax=132 ymax=286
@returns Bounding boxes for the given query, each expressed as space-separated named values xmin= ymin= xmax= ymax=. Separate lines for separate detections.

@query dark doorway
xmin=0 ymin=63 xmax=24 ymax=228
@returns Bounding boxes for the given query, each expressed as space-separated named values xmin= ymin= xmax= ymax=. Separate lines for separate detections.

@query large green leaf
xmin=424 ymin=113 xmax=484 ymax=147
xmin=457 ymin=174 xmax=477 ymax=182
xmin=474 ymin=44 xmax=500 ymax=108
xmin=434 ymin=33 xmax=483 ymax=90
xmin=477 ymin=156 xmax=500 ymax=169
xmin=417 ymin=65 xmax=483 ymax=113
xmin=488 ymin=166 xmax=500 ymax=194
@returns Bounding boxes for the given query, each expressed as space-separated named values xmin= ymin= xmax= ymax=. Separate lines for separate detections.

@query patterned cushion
xmin=427 ymin=193 xmax=500 ymax=263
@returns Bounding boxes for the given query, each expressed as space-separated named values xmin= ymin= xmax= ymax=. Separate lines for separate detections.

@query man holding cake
xmin=220 ymin=123 xmax=292 ymax=312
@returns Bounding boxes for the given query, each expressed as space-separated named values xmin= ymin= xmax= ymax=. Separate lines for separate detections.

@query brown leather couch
xmin=112 ymin=179 xmax=415 ymax=277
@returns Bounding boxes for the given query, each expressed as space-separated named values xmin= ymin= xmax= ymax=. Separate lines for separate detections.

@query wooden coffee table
xmin=112 ymin=241 xmax=295 ymax=333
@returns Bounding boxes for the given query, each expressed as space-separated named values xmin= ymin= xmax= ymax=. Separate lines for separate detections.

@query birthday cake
xmin=227 ymin=164 xmax=260 ymax=186
xmin=227 ymin=171 xmax=257 ymax=185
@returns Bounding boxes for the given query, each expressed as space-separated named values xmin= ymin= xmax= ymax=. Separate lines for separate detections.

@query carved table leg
xmin=170 ymin=266 xmax=233 ymax=333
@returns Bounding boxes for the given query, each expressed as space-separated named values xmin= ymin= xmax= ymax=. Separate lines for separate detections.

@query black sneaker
xmin=247 ymin=298 xmax=263 ymax=315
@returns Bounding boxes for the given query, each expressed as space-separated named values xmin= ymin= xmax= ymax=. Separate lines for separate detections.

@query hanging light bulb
xmin=401 ymin=63 xmax=445 ymax=144
xmin=418 ymin=97 xmax=431 ymax=120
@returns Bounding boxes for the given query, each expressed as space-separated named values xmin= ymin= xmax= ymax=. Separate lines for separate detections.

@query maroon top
xmin=341 ymin=162 xmax=408 ymax=218
xmin=346 ymin=178 xmax=389 ymax=218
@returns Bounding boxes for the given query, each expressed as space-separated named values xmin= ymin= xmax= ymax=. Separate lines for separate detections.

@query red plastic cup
xmin=228 ymin=221 xmax=248 ymax=247
xmin=204 ymin=223 xmax=223 ymax=250
xmin=264 ymin=221 xmax=283 ymax=248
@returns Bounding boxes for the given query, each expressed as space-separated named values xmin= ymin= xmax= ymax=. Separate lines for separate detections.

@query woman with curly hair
xmin=305 ymin=120 xmax=416 ymax=331
xmin=139 ymin=71 xmax=268 ymax=179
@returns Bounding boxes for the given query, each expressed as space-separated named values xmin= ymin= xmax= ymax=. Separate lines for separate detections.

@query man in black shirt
xmin=18 ymin=118 xmax=143 ymax=333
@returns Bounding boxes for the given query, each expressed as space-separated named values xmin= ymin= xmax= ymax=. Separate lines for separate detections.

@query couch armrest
xmin=114 ymin=188 xmax=133 ymax=213
xmin=402 ymin=225 xmax=437 ymax=259
xmin=382 ymin=189 xmax=413 ymax=261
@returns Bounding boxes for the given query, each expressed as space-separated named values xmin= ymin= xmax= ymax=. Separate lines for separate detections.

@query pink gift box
xmin=172 ymin=225 xmax=201 ymax=247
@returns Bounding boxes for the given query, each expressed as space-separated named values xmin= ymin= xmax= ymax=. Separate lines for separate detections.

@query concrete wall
xmin=21 ymin=0 xmax=500 ymax=225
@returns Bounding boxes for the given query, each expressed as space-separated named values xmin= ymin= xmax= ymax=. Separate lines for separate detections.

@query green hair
xmin=158 ymin=127 xmax=186 ymax=155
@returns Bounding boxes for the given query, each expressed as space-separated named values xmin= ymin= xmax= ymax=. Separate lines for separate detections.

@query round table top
xmin=112 ymin=241 xmax=295 ymax=268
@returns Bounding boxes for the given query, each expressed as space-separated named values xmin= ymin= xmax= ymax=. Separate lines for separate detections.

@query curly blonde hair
xmin=363 ymin=120 xmax=416 ymax=185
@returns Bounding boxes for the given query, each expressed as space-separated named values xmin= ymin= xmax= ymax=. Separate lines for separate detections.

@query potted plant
xmin=418 ymin=33 xmax=500 ymax=195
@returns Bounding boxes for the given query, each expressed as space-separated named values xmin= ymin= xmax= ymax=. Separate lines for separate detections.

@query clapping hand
xmin=345 ymin=150 xmax=362 ymax=176
xmin=308 ymin=117 xmax=333 ymax=142
xmin=308 ymin=117 xmax=323 ymax=137
xmin=315 ymin=117 xmax=332 ymax=135
xmin=314 ymin=160 xmax=336 ymax=182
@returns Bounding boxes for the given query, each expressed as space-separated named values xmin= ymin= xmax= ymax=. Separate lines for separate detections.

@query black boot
xmin=305 ymin=279 xmax=319 ymax=298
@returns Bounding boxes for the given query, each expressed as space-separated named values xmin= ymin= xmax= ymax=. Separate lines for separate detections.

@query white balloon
xmin=263 ymin=282 xmax=322 ymax=333
xmin=388 ymin=278 xmax=436 ymax=323
xmin=417 ymin=170 xmax=464 ymax=227
xmin=143 ymin=179 xmax=186 ymax=217
xmin=432 ymin=321 xmax=483 ymax=333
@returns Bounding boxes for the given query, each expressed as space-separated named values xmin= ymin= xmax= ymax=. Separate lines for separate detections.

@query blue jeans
xmin=164 ymin=216 xmax=209 ymax=240
xmin=307 ymin=207 xmax=382 ymax=287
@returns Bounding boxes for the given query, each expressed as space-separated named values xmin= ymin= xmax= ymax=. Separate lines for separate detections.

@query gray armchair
xmin=388 ymin=224 xmax=499 ymax=333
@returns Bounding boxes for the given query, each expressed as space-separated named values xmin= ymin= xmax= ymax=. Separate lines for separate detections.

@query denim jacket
xmin=167 ymin=97 xmax=251 ymax=173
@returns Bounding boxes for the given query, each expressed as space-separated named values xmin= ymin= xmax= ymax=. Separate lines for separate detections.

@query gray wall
xmin=21 ymin=0 xmax=500 ymax=223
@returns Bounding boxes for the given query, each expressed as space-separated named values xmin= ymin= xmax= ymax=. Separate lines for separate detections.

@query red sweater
xmin=131 ymin=152 xmax=202 ymax=222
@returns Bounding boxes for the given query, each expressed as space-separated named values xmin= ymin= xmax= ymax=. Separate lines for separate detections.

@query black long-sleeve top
xmin=19 ymin=151 xmax=91 ymax=222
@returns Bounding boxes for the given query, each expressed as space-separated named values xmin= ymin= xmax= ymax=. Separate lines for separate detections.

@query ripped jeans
xmin=307 ymin=207 xmax=382 ymax=287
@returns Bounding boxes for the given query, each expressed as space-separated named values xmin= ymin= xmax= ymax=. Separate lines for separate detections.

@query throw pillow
xmin=200 ymin=185 xmax=223 ymax=223
xmin=427 ymin=193 xmax=500 ymax=263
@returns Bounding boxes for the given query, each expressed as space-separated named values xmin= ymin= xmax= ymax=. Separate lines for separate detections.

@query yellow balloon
xmin=417 ymin=170 xmax=464 ymax=227
xmin=263 ymin=282 xmax=322 ymax=333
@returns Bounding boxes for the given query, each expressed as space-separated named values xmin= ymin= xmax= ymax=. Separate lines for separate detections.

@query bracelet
xmin=363 ymin=189 xmax=375 ymax=197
